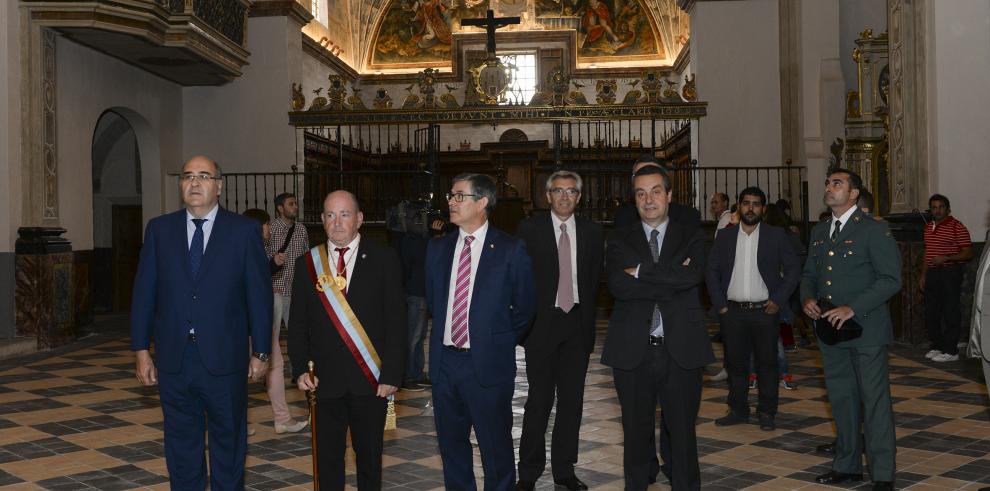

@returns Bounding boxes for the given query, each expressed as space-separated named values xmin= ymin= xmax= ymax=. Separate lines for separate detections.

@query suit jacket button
xmin=828 ymin=251 xmax=835 ymax=256
xmin=827 ymin=266 xmax=832 ymax=271
xmin=827 ymin=295 xmax=832 ymax=300
xmin=825 ymin=280 xmax=832 ymax=286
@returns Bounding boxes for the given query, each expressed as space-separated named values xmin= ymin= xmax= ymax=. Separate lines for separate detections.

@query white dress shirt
xmin=186 ymin=204 xmax=219 ymax=251
xmin=715 ymin=210 xmax=732 ymax=232
xmin=443 ymin=221 xmax=490 ymax=348
xmin=328 ymin=234 xmax=361 ymax=290
xmin=831 ymin=205 xmax=857 ymax=236
xmin=551 ymin=213 xmax=580 ymax=306
xmin=726 ymin=223 xmax=769 ymax=302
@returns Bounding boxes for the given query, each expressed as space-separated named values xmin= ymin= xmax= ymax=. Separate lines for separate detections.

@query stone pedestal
xmin=15 ymin=227 xmax=76 ymax=349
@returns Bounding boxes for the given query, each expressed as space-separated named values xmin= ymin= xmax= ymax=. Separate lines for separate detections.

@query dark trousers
xmin=315 ymin=393 xmax=387 ymax=490
xmin=405 ymin=295 xmax=429 ymax=382
xmin=159 ymin=341 xmax=247 ymax=491
xmin=649 ymin=412 xmax=673 ymax=482
xmin=925 ymin=266 xmax=964 ymax=355
xmin=613 ymin=343 xmax=703 ymax=491
xmin=721 ymin=304 xmax=779 ymax=416
xmin=434 ymin=348 xmax=515 ymax=491
xmin=518 ymin=307 xmax=590 ymax=481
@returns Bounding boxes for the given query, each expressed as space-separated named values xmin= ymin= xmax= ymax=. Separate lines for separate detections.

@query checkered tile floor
xmin=0 ymin=316 xmax=988 ymax=490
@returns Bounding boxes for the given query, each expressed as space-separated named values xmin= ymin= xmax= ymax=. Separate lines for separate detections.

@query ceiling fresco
xmin=358 ymin=0 xmax=689 ymax=71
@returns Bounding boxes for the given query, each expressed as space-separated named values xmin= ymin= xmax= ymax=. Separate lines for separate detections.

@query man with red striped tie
xmin=425 ymin=173 xmax=536 ymax=491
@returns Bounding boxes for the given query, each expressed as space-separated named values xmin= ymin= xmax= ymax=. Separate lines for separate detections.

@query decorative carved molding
xmin=42 ymin=29 xmax=57 ymax=220
xmin=249 ymin=0 xmax=314 ymax=27
xmin=289 ymin=101 xmax=707 ymax=127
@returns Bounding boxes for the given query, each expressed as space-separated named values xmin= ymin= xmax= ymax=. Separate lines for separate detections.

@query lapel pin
xmin=361 ymin=253 xmax=367 ymax=259
xmin=490 ymin=244 xmax=495 ymax=249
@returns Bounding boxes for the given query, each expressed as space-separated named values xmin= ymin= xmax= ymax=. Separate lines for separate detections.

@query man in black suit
xmin=288 ymin=190 xmax=407 ymax=490
xmin=603 ymin=165 xmax=713 ymax=490
xmin=706 ymin=186 xmax=800 ymax=431
xmin=516 ymin=171 xmax=605 ymax=491
xmin=612 ymin=157 xmax=698 ymax=484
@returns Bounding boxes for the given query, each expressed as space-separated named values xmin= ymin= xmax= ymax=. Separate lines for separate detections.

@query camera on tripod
xmin=386 ymin=198 xmax=442 ymax=238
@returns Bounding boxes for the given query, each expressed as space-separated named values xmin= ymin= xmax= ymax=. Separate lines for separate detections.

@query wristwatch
xmin=252 ymin=352 xmax=271 ymax=362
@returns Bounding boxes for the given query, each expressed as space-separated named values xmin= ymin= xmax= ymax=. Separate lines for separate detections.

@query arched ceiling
xmin=331 ymin=0 xmax=689 ymax=72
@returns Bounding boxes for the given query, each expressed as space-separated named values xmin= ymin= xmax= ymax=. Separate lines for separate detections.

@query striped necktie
xmin=450 ymin=236 xmax=475 ymax=347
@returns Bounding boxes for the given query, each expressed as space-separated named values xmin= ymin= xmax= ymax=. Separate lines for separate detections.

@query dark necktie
xmin=190 ymin=218 xmax=205 ymax=277
xmin=831 ymin=220 xmax=842 ymax=242
xmin=335 ymin=247 xmax=349 ymax=294
xmin=649 ymin=229 xmax=663 ymax=337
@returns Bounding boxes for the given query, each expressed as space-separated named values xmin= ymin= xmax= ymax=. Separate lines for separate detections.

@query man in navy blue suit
xmin=131 ymin=155 xmax=272 ymax=490
xmin=425 ymin=173 xmax=536 ymax=491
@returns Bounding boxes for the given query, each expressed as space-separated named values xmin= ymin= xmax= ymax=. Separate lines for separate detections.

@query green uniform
xmin=800 ymin=207 xmax=902 ymax=481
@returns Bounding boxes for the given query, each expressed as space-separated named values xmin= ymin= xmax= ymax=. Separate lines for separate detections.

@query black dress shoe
xmin=872 ymin=481 xmax=894 ymax=490
xmin=814 ymin=471 xmax=863 ymax=485
xmin=758 ymin=412 xmax=775 ymax=431
xmin=515 ymin=480 xmax=535 ymax=491
xmin=553 ymin=476 xmax=588 ymax=490
xmin=816 ymin=442 xmax=836 ymax=454
xmin=715 ymin=411 xmax=749 ymax=426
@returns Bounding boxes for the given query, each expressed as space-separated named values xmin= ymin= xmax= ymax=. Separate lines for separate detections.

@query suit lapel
xmin=628 ymin=224 xmax=654 ymax=265
xmin=476 ymin=227 xmax=498 ymax=294
xmin=574 ymin=217 xmax=585 ymax=288
xmin=544 ymin=215 xmax=560 ymax=288
xmin=656 ymin=221 xmax=681 ymax=266
xmin=436 ymin=233 xmax=457 ymax=309
xmin=348 ymin=241 xmax=369 ymax=297
xmin=175 ymin=210 xmax=193 ymax=282
xmin=196 ymin=208 xmax=226 ymax=281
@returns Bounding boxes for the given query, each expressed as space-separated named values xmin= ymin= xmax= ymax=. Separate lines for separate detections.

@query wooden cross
xmin=462 ymin=9 xmax=521 ymax=58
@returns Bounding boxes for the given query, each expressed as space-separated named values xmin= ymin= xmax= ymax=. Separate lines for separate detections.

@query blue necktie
xmin=190 ymin=218 xmax=206 ymax=277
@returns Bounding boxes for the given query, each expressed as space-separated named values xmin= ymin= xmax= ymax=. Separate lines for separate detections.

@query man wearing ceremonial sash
xmin=288 ymin=191 xmax=407 ymax=490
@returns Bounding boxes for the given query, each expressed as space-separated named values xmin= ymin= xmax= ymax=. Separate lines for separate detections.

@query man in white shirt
xmin=705 ymin=187 xmax=801 ymax=431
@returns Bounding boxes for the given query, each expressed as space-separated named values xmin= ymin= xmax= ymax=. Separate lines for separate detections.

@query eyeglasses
xmin=181 ymin=173 xmax=221 ymax=183
xmin=446 ymin=192 xmax=479 ymax=202
xmin=549 ymin=187 xmax=580 ymax=196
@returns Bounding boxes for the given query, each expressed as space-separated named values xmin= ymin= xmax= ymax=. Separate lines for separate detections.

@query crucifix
xmin=461 ymin=9 xmax=521 ymax=59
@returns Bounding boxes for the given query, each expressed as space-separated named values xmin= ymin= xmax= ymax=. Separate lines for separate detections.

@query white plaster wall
xmin=0 ymin=1 xmax=20 ymax=253
xmin=56 ymin=36 xmax=182 ymax=250
xmin=928 ymin=0 xmax=990 ymax=242
xmin=801 ymin=0 xmax=844 ymax=220
xmin=182 ymin=16 xmax=297 ymax=174
xmin=692 ymin=0 xmax=782 ymax=167
xmin=839 ymin=0 xmax=887 ymax=92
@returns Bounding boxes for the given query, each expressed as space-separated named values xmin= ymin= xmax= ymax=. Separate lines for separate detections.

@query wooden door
xmin=112 ymin=205 xmax=143 ymax=312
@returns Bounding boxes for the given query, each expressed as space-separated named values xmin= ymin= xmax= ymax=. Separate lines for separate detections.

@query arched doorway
xmin=91 ymin=110 xmax=143 ymax=312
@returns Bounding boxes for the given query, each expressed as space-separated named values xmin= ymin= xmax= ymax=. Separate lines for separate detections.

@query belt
xmin=443 ymin=345 xmax=469 ymax=353
xmin=649 ymin=335 xmax=665 ymax=346
xmin=728 ymin=300 xmax=768 ymax=310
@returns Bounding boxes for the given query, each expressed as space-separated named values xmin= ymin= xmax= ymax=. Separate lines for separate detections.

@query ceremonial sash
xmin=305 ymin=244 xmax=382 ymax=389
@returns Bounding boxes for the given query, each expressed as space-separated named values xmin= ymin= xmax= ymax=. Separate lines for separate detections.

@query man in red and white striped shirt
xmin=920 ymin=194 xmax=974 ymax=362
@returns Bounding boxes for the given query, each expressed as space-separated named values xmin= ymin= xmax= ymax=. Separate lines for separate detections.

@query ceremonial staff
xmin=307 ymin=360 xmax=319 ymax=490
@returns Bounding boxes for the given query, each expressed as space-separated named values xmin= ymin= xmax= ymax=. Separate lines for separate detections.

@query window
xmin=499 ymin=53 xmax=537 ymax=105
xmin=312 ymin=0 xmax=328 ymax=27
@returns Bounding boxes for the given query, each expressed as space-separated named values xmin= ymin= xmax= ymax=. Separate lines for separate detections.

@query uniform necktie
xmin=649 ymin=229 xmax=664 ymax=337
xmin=557 ymin=223 xmax=575 ymax=313
xmin=832 ymin=220 xmax=842 ymax=242
xmin=450 ymin=236 xmax=475 ymax=347
xmin=190 ymin=218 xmax=205 ymax=277
xmin=335 ymin=247 xmax=349 ymax=294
